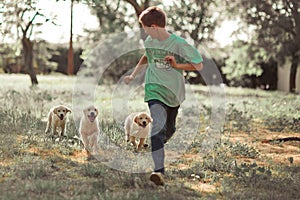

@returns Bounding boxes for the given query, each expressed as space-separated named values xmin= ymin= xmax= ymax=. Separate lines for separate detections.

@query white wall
xmin=277 ymin=62 xmax=290 ymax=92
xmin=296 ymin=66 xmax=300 ymax=92
xmin=277 ymin=60 xmax=300 ymax=92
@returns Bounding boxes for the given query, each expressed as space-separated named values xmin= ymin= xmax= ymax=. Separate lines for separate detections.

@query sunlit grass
xmin=0 ymin=74 xmax=299 ymax=199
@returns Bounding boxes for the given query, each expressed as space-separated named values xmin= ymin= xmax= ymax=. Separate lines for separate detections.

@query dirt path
xmin=229 ymin=128 xmax=300 ymax=165
xmin=166 ymin=127 xmax=300 ymax=195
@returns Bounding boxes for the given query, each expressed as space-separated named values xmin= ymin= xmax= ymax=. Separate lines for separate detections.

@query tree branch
xmin=23 ymin=11 xmax=41 ymax=38
xmin=113 ymin=0 xmax=121 ymax=12
xmin=144 ymin=0 xmax=150 ymax=9
xmin=124 ymin=0 xmax=143 ymax=16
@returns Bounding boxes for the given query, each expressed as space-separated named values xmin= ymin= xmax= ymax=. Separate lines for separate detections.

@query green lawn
xmin=0 ymin=74 xmax=299 ymax=199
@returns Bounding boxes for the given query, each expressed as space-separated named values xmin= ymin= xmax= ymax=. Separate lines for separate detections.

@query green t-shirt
xmin=144 ymin=33 xmax=203 ymax=107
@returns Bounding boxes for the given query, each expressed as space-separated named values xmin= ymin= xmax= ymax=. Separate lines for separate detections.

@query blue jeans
xmin=148 ymin=100 xmax=179 ymax=174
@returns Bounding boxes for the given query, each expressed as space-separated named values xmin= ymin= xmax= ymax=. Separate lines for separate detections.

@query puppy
xmin=124 ymin=112 xmax=152 ymax=150
xmin=45 ymin=105 xmax=71 ymax=136
xmin=79 ymin=105 xmax=100 ymax=155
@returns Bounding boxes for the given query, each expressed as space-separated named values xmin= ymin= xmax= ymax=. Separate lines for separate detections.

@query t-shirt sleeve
xmin=144 ymin=36 xmax=151 ymax=60
xmin=178 ymin=42 xmax=203 ymax=64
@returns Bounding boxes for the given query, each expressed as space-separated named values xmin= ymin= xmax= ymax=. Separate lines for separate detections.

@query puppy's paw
xmin=143 ymin=143 xmax=149 ymax=148
xmin=134 ymin=148 xmax=140 ymax=153
xmin=87 ymin=154 xmax=96 ymax=161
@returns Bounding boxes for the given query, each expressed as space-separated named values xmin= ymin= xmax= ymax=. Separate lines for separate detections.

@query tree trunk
xmin=68 ymin=0 xmax=74 ymax=75
xmin=22 ymin=37 xmax=38 ymax=85
xmin=124 ymin=0 xmax=149 ymax=41
xmin=289 ymin=57 xmax=298 ymax=93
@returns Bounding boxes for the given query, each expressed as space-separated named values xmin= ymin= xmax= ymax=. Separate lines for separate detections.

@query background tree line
xmin=0 ymin=0 xmax=299 ymax=92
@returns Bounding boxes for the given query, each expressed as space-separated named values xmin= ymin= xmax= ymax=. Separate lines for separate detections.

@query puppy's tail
xmin=124 ymin=118 xmax=132 ymax=142
xmin=124 ymin=126 xmax=130 ymax=142
xmin=45 ymin=112 xmax=52 ymax=133
xmin=125 ymin=132 xmax=130 ymax=142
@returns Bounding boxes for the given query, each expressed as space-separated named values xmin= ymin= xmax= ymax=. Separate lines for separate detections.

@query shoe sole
xmin=150 ymin=173 xmax=164 ymax=186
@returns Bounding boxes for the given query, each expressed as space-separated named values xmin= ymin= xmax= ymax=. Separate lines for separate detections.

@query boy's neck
xmin=156 ymin=28 xmax=171 ymax=41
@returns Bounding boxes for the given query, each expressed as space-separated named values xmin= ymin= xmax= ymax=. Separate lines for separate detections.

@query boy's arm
xmin=164 ymin=55 xmax=203 ymax=71
xmin=124 ymin=55 xmax=148 ymax=84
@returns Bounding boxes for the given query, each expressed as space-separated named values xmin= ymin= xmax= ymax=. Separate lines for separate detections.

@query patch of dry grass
xmin=0 ymin=74 xmax=299 ymax=199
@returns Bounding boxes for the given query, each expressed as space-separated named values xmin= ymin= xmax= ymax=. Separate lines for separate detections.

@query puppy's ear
xmin=65 ymin=106 xmax=72 ymax=113
xmin=147 ymin=116 xmax=153 ymax=123
xmin=53 ymin=107 xmax=58 ymax=114
xmin=134 ymin=115 xmax=139 ymax=124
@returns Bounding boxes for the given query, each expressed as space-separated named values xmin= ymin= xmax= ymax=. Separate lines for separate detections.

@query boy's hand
xmin=124 ymin=75 xmax=134 ymax=84
xmin=164 ymin=55 xmax=177 ymax=68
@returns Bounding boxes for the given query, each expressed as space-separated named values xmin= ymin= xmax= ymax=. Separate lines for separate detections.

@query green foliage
xmin=0 ymin=89 xmax=48 ymax=132
xmin=88 ymin=0 xmax=135 ymax=34
xmin=34 ymin=40 xmax=59 ymax=73
xmin=223 ymin=163 xmax=300 ymax=199
xmin=0 ymin=44 xmax=22 ymax=70
xmin=225 ymin=0 xmax=300 ymax=59
xmin=82 ymin=163 xmax=106 ymax=177
xmin=18 ymin=164 xmax=49 ymax=179
xmin=166 ymin=0 xmax=221 ymax=45
xmin=101 ymin=119 xmax=124 ymax=144
xmin=0 ymin=75 xmax=300 ymax=199
xmin=226 ymin=102 xmax=253 ymax=133
xmin=224 ymin=0 xmax=300 ymax=91
xmin=48 ymin=44 xmax=83 ymax=74
xmin=230 ymin=142 xmax=260 ymax=159
xmin=80 ymin=31 xmax=143 ymax=84
xmin=232 ymin=162 xmax=272 ymax=187
xmin=265 ymin=115 xmax=300 ymax=132
xmin=222 ymin=40 xmax=264 ymax=81
xmin=202 ymin=144 xmax=236 ymax=173
xmin=101 ymin=49 xmax=143 ymax=84
xmin=0 ymin=40 xmax=60 ymax=75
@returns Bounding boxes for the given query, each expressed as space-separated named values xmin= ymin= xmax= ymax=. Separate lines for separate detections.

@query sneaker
xmin=150 ymin=172 xmax=165 ymax=186
xmin=164 ymin=138 xmax=171 ymax=144
xmin=164 ymin=135 xmax=173 ymax=144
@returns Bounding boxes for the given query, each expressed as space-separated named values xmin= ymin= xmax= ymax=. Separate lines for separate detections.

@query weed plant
xmin=0 ymin=75 xmax=299 ymax=199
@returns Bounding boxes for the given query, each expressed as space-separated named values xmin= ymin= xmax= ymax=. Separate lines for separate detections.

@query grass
xmin=0 ymin=74 xmax=300 ymax=199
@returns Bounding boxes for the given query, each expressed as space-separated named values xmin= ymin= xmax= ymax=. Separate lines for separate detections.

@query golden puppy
xmin=124 ymin=112 xmax=152 ymax=150
xmin=45 ymin=105 xmax=72 ymax=136
xmin=79 ymin=105 xmax=100 ymax=155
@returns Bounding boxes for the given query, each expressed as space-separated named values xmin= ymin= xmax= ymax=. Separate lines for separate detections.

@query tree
xmin=21 ymin=12 xmax=40 ymax=85
xmin=84 ymin=0 xmax=148 ymax=39
xmin=166 ymin=0 xmax=223 ymax=84
xmin=87 ymin=0 xmax=151 ymax=39
xmin=225 ymin=0 xmax=300 ymax=92
xmin=1 ymin=1 xmax=52 ymax=85
xmin=81 ymin=0 xmax=223 ymax=84
xmin=166 ymin=0 xmax=220 ymax=47
xmin=222 ymin=40 xmax=264 ymax=84
xmin=85 ymin=0 xmax=221 ymax=42
xmin=123 ymin=0 xmax=151 ymax=40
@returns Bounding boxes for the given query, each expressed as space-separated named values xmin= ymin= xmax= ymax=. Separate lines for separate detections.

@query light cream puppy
xmin=79 ymin=105 xmax=100 ymax=155
xmin=124 ymin=112 xmax=152 ymax=150
xmin=45 ymin=105 xmax=72 ymax=136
